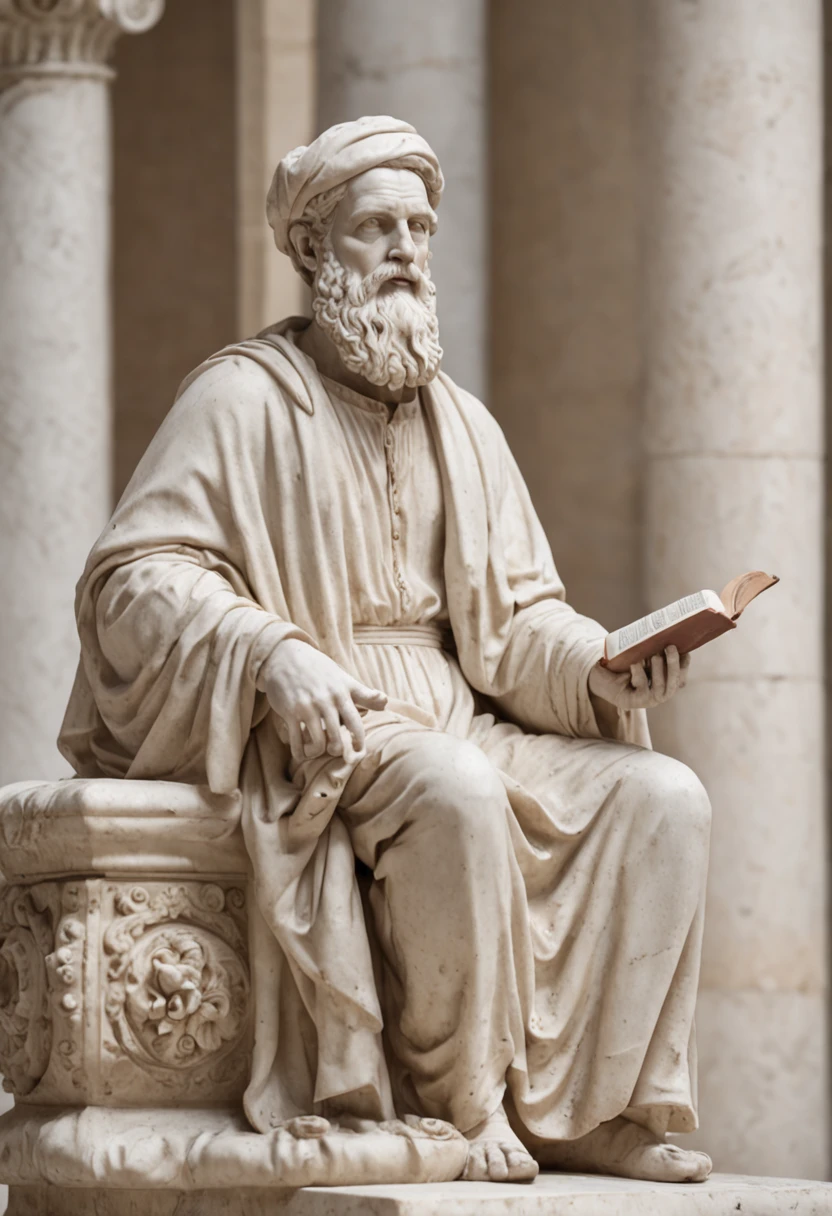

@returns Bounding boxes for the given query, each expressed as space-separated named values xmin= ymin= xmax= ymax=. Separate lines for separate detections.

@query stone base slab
xmin=0 ymin=1105 xmax=467 ymax=1194
xmin=8 ymin=1172 xmax=832 ymax=1215
xmin=1 ymin=1105 xmax=830 ymax=1215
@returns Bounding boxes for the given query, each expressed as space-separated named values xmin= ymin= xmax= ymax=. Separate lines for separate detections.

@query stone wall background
xmin=490 ymin=0 xmax=643 ymax=632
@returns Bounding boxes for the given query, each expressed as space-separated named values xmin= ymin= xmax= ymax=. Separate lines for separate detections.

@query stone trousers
xmin=335 ymin=711 xmax=711 ymax=1141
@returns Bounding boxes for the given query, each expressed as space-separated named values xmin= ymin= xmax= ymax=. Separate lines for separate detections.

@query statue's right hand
xmin=258 ymin=638 xmax=387 ymax=764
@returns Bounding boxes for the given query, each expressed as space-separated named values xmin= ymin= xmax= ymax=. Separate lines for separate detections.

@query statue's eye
xmin=360 ymin=217 xmax=382 ymax=232
xmin=410 ymin=220 xmax=427 ymax=235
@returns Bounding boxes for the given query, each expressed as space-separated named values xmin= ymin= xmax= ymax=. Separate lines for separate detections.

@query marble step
xmin=9 ymin=1172 xmax=832 ymax=1215
xmin=292 ymin=1172 xmax=832 ymax=1216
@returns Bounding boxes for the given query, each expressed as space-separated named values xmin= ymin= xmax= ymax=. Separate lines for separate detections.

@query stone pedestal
xmin=0 ymin=778 xmax=467 ymax=1207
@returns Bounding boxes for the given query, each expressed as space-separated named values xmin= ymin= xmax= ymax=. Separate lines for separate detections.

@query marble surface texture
xmin=7 ymin=1173 xmax=832 ymax=1215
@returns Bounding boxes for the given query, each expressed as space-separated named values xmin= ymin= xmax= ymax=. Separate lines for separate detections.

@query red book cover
xmin=602 ymin=572 xmax=778 ymax=674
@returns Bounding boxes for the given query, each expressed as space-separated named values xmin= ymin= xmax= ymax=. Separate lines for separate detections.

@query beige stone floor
xmin=287 ymin=1172 xmax=832 ymax=1216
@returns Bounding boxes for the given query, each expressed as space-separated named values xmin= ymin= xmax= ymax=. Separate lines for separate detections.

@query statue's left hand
xmin=588 ymin=644 xmax=690 ymax=711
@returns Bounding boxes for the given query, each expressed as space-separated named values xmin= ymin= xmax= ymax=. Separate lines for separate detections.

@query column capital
xmin=0 ymin=0 xmax=164 ymax=80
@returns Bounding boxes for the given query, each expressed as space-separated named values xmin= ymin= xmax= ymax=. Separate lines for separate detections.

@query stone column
xmin=0 ymin=0 xmax=164 ymax=785
xmin=317 ymin=0 xmax=487 ymax=399
xmin=642 ymin=0 xmax=827 ymax=1179
xmin=236 ymin=0 xmax=317 ymax=334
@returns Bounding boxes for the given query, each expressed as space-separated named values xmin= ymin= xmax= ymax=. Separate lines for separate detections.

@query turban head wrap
xmin=266 ymin=115 xmax=444 ymax=257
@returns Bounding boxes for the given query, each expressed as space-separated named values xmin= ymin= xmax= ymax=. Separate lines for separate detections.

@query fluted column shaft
xmin=317 ymin=0 xmax=487 ymax=399
xmin=0 ymin=0 xmax=164 ymax=783
xmin=642 ymin=0 xmax=826 ymax=1178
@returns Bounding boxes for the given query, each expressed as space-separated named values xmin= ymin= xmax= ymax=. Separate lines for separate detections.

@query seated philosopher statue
xmin=59 ymin=116 xmax=713 ymax=1185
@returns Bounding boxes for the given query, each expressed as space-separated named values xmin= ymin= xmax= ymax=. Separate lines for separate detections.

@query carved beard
xmin=311 ymin=240 xmax=443 ymax=392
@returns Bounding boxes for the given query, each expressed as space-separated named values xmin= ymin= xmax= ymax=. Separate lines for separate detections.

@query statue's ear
xmin=288 ymin=222 xmax=318 ymax=276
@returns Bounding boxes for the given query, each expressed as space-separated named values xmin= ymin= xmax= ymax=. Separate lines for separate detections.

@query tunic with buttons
xmin=320 ymin=375 xmax=446 ymax=630
xmin=318 ymin=375 xmax=472 ymax=725
xmin=312 ymin=375 xmax=708 ymax=1144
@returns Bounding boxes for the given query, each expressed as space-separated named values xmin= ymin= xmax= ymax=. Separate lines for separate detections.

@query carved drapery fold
xmin=0 ymin=0 xmax=164 ymax=75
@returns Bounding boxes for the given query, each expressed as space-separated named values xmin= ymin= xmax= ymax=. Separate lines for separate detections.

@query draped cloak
xmin=59 ymin=318 xmax=651 ymax=1133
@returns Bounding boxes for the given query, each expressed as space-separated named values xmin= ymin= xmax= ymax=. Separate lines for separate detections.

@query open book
xmin=602 ymin=571 xmax=779 ymax=673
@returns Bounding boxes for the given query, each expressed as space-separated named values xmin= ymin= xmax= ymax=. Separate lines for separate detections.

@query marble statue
xmin=54 ymin=116 xmax=713 ymax=1189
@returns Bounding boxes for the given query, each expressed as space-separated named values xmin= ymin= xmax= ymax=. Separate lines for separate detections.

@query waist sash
xmin=352 ymin=623 xmax=447 ymax=649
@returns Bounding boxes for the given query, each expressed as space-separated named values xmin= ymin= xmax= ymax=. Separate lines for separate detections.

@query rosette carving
xmin=104 ymin=884 xmax=249 ymax=1078
xmin=0 ymin=883 xmax=58 ymax=1095
xmin=0 ymin=0 xmax=165 ymax=72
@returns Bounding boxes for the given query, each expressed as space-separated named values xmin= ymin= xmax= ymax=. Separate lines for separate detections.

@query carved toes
xmin=281 ymin=1115 xmax=331 ymax=1139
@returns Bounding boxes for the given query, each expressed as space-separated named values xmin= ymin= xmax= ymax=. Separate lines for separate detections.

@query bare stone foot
xmin=462 ymin=1105 xmax=539 ymax=1183
xmin=533 ymin=1116 xmax=712 ymax=1183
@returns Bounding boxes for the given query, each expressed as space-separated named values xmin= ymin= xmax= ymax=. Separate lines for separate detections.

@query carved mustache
xmin=364 ymin=262 xmax=422 ymax=294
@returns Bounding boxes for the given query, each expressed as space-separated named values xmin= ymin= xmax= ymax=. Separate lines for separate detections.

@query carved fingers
xmin=627 ymin=645 xmax=690 ymax=709
xmin=663 ymin=645 xmax=690 ymax=698
xmin=350 ymin=682 xmax=389 ymax=712
xmin=284 ymin=717 xmax=305 ymax=763
xmin=319 ymin=702 xmax=345 ymax=757
xmin=589 ymin=646 xmax=691 ymax=711
xmin=258 ymin=639 xmax=388 ymax=765
xmin=627 ymin=660 xmax=651 ymax=703
xmin=299 ymin=704 xmax=328 ymax=758
xmin=335 ymin=692 xmax=365 ymax=756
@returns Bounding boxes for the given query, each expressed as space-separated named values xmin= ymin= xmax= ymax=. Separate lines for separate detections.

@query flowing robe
xmin=59 ymin=318 xmax=708 ymax=1142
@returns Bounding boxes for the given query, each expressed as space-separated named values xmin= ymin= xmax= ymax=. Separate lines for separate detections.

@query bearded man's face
xmin=310 ymin=167 xmax=443 ymax=391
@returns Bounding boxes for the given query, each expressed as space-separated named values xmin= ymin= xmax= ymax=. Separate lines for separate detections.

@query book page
xmin=719 ymin=570 xmax=779 ymax=619
xmin=606 ymin=590 xmax=724 ymax=660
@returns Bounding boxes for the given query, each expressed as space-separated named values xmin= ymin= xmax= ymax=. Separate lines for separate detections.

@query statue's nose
xmin=389 ymin=222 xmax=416 ymax=264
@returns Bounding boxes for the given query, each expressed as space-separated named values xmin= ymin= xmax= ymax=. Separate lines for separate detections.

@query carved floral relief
xmin=0 ymin=883 xmax=59 ymax=1096
xmin=103 ymin=883 xmax=250 ymax=1090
